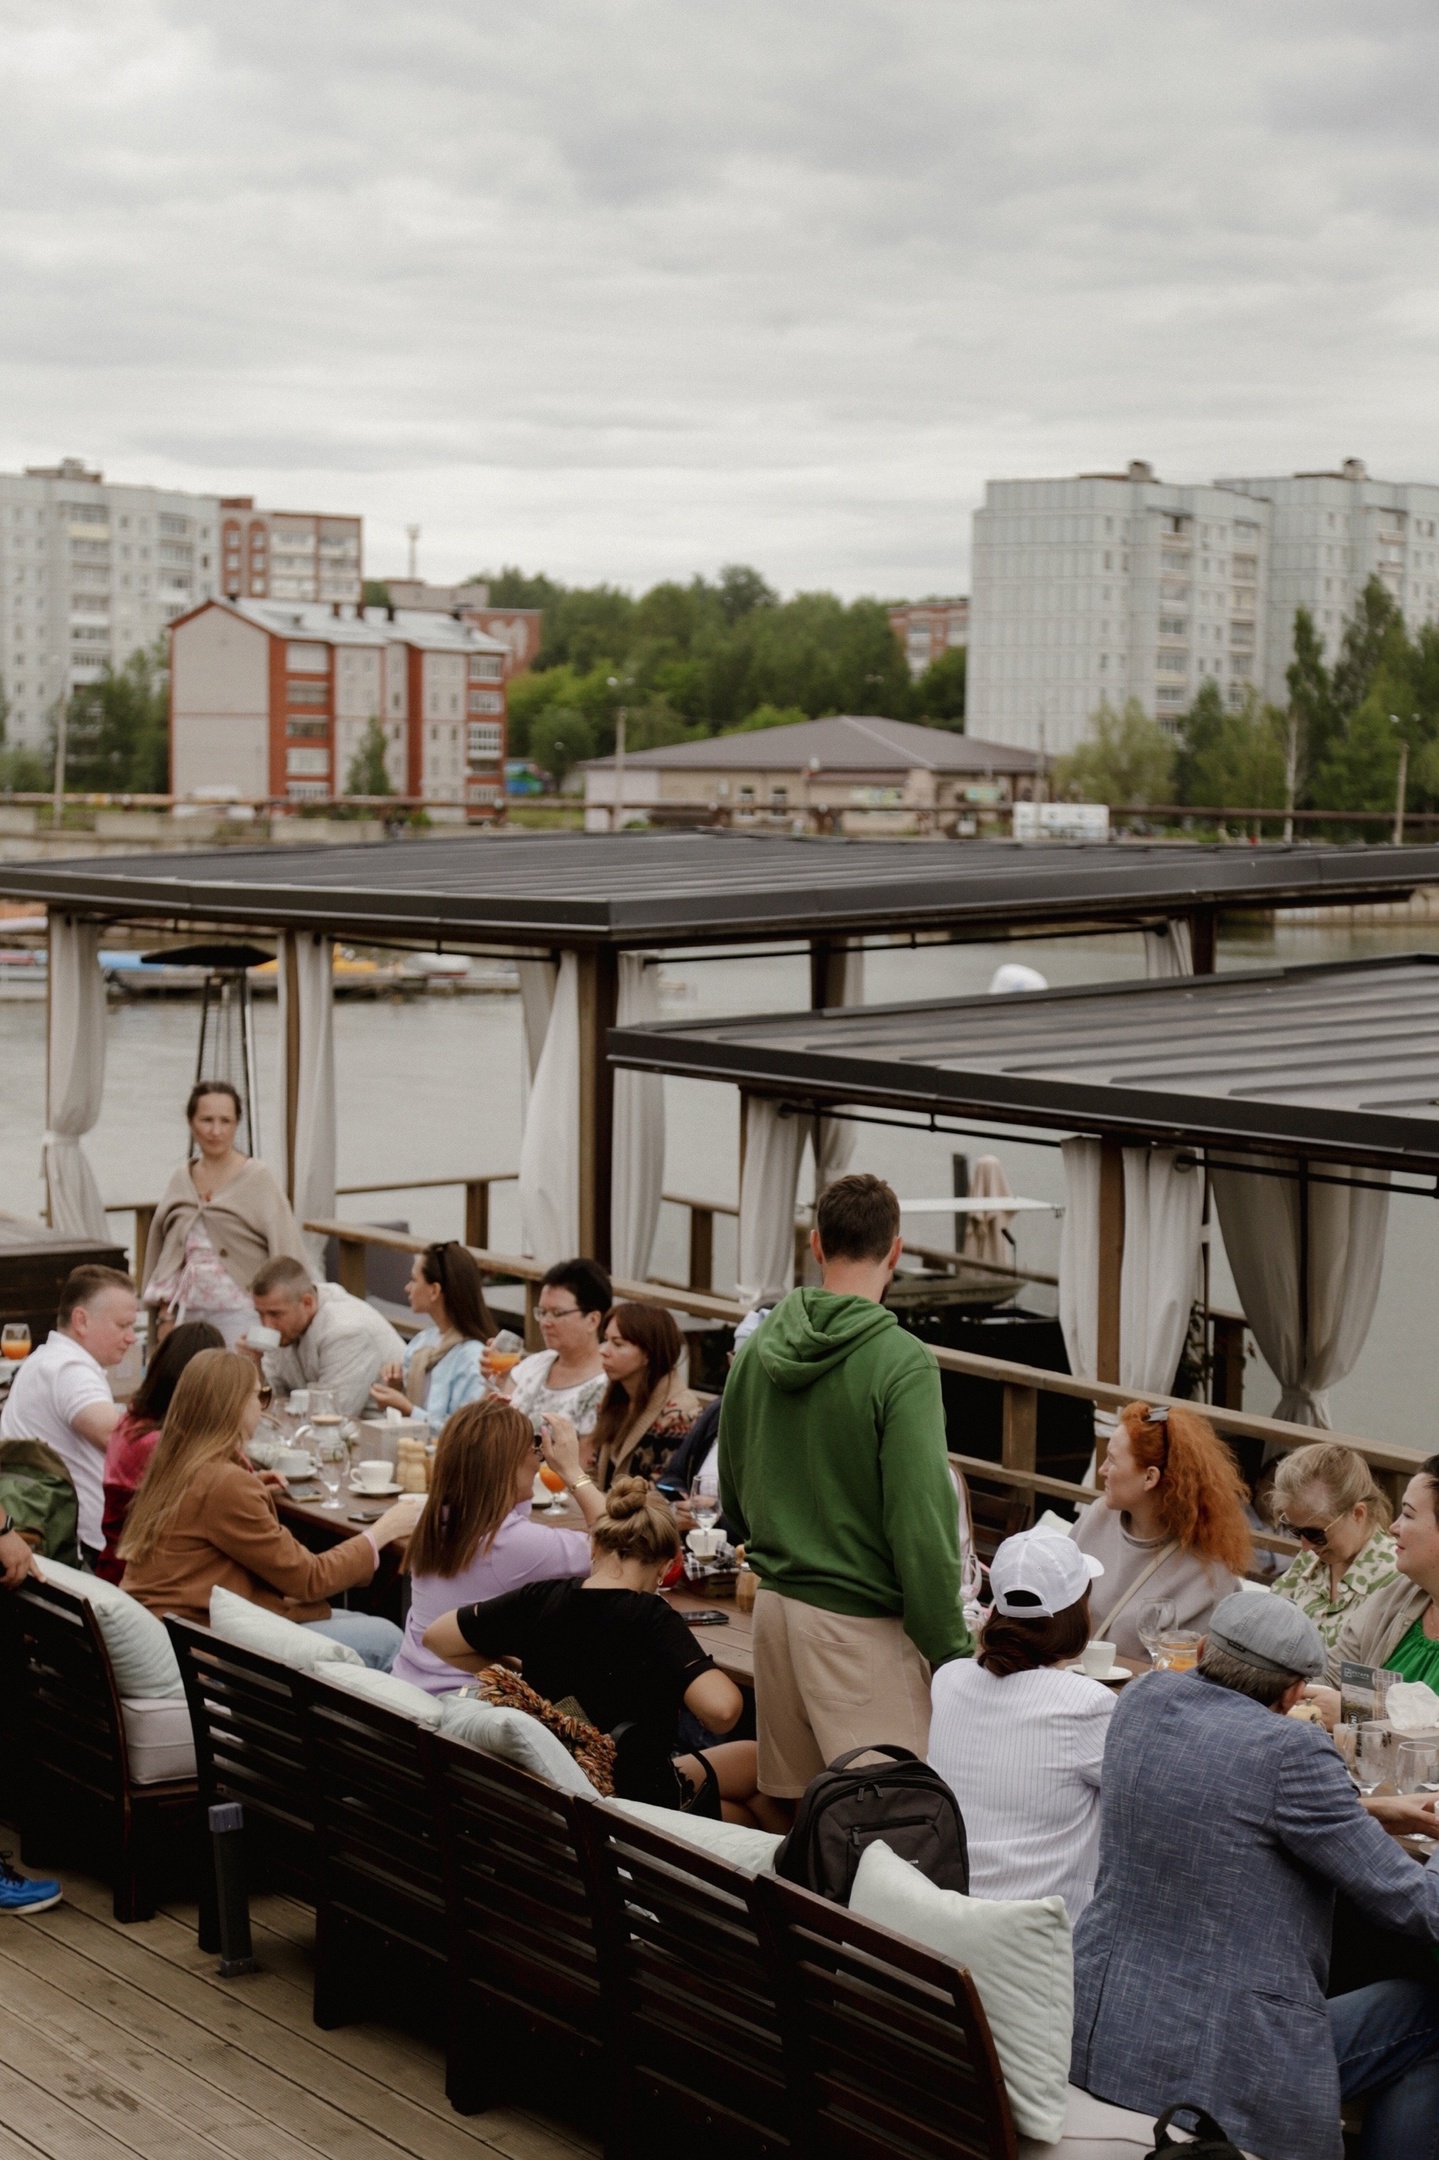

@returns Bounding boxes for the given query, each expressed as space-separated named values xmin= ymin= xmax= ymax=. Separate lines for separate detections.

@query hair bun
xmin=604 ymin=1476 xmax=651 ymax=1520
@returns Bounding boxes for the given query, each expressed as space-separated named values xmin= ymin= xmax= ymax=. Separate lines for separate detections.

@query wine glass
xmin=1395 ymin=1739 xmax=1439 ymax=1796
xmin=1356 ymin=1721 xmax=1393 ymax=1797
xmin=314 ymin=1428 xmax=348 ymax=1512
xmin=2 ymin=1323 xmax=31 ymax=1362
xmin=538 ymin=1462 xmax=570 ymax=1514
xmin=1136 ymin=1599 xmax=1176 ymax=1668
xmin=689 ymin=1468 xmax=721 ymax=1534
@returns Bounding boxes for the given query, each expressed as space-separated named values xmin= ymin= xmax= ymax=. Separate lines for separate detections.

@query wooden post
xmin=1211 ymin=1314 xmax=1246 ymax=1409
xmin=688 ymin=1205 xmax=714 ymax=1293
xmin=524 ymin=1280 xmax=541 ymax=1352
xmin=1002 ymin=1385 xmax=1039 ymax=1528
xmin=464 ymin=1178 xmax=490 ymax=1250
xmin=337 ymin=1232 xmax=368 ymax=1300
xmin=1189 ymin=906 xmax=1217 ymax=976
xmin=809 ymin=936 xmax=848 ymax=1011
xmin=576 ymin=945 xmax=619 ymax=1267
xmin=1096 ymin=1138 xmax=1125 ymax=1388
xmin=133 ymin=1204 xmax=156 ymax=1279
xmin=281 ymin=931 xmax=301 ymax=1205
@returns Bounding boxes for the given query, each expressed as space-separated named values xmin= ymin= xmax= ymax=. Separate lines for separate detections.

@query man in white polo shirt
xmin=1 ymin=1265 xmax=136 ymax=1565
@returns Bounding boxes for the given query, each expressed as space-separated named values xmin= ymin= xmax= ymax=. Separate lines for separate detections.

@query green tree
xmin=716 ymin=563 xmax=778 ymax=623
xmin=538 ymin=709 xmax=595 ymax=789
xmin=361 ymin=580 xmax=390 ymax=609
xmin=912 ymin=646 xmax=966 ymax=729
xmin=1174 ymin=682 xmax=1287 ymax=809
xmin=345 ymin=716 xmax=393 ymax=796
xmin=723 ymin=703 xmax=811 ymax=734
xmin=62 ymin=640 xmax=169 ymax=792
xmin=1055 ymin=698 xmax=1174 ymax=806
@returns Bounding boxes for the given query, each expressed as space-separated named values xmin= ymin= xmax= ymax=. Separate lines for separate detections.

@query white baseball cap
xmin=988 ymin=1526 xmax=1104 ymax=1619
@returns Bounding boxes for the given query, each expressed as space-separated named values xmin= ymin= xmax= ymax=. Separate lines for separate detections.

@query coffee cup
xmin=247 ymin=1325 xmax=281 ymax=1352
xmin=354 ymin=1460 xmax=393 ymax=1493
xmin=687 ymin=1526 xmax=723 ymax=1559
xmin=1081 ymin=1639 xmax=1118 ymax=1678
xmin=275 ymin=1448 xmax=315 ymax=1479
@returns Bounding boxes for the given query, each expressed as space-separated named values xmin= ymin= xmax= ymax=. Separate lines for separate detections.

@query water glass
xmin=1356 ymin=1721 xmax=1394 ymax=1796
xmin=1395 ymin=1738 xmax=1439 ymax=1795
xmin=1137 ymin=1599 xmax=1176 ymax=1667
xmin=314 ymin=1429 xmax=348 ymax=1512
xmin=690 ymin=1470 xmax=721 ymax=1532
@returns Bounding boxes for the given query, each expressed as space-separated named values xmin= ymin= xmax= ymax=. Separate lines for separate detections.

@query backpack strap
xmin=1150 ymin=2102 xmax=1242 ymax=2154
xmin=826 ymin=1745 xmax=921 ymax=1773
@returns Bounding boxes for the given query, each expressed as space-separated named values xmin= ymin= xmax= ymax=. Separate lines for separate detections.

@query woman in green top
xmin=1313 ymin=1454 xmax=1439 ymax=1704
xmin=1270 ymin=1443 xmax=1399 ymax=1650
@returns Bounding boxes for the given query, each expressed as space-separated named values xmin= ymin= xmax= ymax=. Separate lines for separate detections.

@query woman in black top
xmin=424 ymin=1476 xmax=789 ymax=1830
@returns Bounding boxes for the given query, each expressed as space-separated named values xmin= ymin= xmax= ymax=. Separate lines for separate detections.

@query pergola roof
xmin=608 ymin=952 xmax=1439 ymax=1176
xmin=5 ymin=831 xmax=1439 ymax=949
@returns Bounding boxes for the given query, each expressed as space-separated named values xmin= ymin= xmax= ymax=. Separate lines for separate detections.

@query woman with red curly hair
xmin=1071 ymin=1402 xmax=1252 ymax=1662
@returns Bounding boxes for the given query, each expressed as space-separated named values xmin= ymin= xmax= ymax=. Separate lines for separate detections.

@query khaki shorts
xmin=751 ymin=1586 xmax=932 ymax=1798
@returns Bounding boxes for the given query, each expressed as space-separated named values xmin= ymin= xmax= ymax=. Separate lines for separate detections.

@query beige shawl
xmin=143 ymin=1158 xmax=308 ymax=1300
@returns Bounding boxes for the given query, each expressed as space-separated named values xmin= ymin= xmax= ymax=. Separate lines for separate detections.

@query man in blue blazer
xmin=1072 ymin=1592 xmax=1439 ymax=2160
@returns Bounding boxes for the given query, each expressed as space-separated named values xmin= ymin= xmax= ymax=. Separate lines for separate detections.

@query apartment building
xmin=169 ymin=598 xmax=508 ymax=813
xmin=382 ymin=576 xmax=543 ymax=674
xmin=0 ymin=458 xmax=222 ymax=748
xmin=219 ymin=499 xmax=362 ymax=606
xmin=888 ymin=597 xmax=969 ymax=678
xmin=1215 ymin=460 xmax=1439 ymax=705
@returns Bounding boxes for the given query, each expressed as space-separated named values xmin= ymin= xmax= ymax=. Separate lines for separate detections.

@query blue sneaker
xmin=0 ymin=1851 xmax=62 ymax=1915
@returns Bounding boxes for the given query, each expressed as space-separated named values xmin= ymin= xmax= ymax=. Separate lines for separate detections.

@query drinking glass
xmin=690 ymin=1470 xmax=721 ymax=1533
xmin=1136 ymin=1599 xmax=1176 ymax=1667
xmin=1356 ymin=1721 xmax=1394 ymax=1796
xmin=314 ymin=1429 xmax=348 ymax=1512
xmin=2 ymin=1323 xmax=31 ymax=1361
xmin=1395 ymin=1738 xmax=1439 ymax=1796
xmin=1155 ymin=1630 xmax=1202 ymax=1672
xmin=538 ymin=1464 xmax=569 ymax=1514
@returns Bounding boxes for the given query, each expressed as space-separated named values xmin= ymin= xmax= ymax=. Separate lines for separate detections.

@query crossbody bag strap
xmin=1091 ymin=1540 xmax=1179 ymax=1640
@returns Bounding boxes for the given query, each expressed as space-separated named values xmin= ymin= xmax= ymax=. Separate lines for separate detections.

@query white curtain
xmin=1119 ymin=1148 xmax=1203 ymax=1395
xmin=736 ymin=1097 xmax=806 ymax=1308
xmin=1058 ymin=1137 xmax=1102 ymax=1384
xmin=277 ymin=932 xmax=337 ymax=1270
xmin=43 ymin=915 xmax=110 ymax=1241
xmin=962 ymin=1153 xmax=1015 ymax=1269
xmin=1144 ymin=919 xmax=1194 ymax=978
xmin=516 ymin=958 xmax=557 ymax=1082
xmin=519 ymin=951 xmax=580 ymax=1266
xmin=1060 ymin=1138 xmax=1202 ymax=1401
xmin=1212 ymin=1155 xmax=1389 ymax=1427
xmin=611 ymin=953 xmax=664 ymax=1281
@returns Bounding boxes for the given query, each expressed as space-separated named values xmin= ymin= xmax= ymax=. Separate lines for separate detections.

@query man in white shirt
xmin=246 ymin=1256 xmax=405 ymax=1417
xmin=0 ymin=1266 xmax=136 ymax=1563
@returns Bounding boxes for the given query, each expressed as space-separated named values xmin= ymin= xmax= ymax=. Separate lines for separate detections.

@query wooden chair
xmin=165 ymin=1616 xmax=318 ymax=1947
xmin=298 ymin=1675 xmax=449 ymax=2034
xmin=13 ymin=1579 xmax=199 ymax=1922
xmin=575 ymin=1799 xmax=790 ymax=2160
xmin=751 ymin=1871 xmax=1018 ymax=2160
xmin=427 ymin=1729 xmax=606 ymax=2125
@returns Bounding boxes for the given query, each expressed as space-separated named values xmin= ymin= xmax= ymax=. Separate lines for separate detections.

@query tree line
xmin=1057 ymin=579 xmax=1439 ymax=821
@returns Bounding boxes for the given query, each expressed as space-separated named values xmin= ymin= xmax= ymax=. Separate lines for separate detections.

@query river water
xmin=1 ymin=915 xmax=1435 ymax=1455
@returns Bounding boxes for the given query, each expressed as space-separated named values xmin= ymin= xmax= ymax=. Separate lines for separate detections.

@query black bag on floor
xmin=1146 ymin=2105 xmax=1248 ymax=2159
xmin=774 ymin=1744 xmax=968 ymax=1904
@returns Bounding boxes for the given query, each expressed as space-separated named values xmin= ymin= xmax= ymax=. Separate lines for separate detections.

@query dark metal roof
xmin=5 ymin=831 xmax=1439 ymax=947
xmin=609 ymin=953 xmax=1439 ymax=1174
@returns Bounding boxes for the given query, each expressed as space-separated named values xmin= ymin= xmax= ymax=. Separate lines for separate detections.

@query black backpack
xmin=1146 ymin=2106 xmax=1248 ymax=2159
xmin=774 ymin=1745 xmax=968 ymax=1904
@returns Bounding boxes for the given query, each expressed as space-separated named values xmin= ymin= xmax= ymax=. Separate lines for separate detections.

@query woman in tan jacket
xmin=143 ymin=1081 xmax=308 ymax=1345
xmin=591 ymin=1301 xmax=701 ymax=1492
xmin=120 ymin=1348 xmax=421 ymax=1666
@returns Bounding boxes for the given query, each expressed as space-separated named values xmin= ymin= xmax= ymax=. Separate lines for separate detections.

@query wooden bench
xmin=11 ymin=1579 xmax=199 ymax=1922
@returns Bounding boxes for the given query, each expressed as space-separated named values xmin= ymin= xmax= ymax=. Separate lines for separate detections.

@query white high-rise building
xmin=0 ymin=459 xmax=223 ymax=750
xmin=966 ymin=461 xmax=1270 ymax=757
xmin=1215 ymin=459 xmax=1439 ymax=706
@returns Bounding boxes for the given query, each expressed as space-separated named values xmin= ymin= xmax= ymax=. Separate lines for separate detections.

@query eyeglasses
xmin=256 ymin=1383 xmax=273 ymax=1411
xmin=537 ymin=1304 xmax=583 ymax=1321
xmin=1278 ymin=1511 xmax=1344 ymax=1548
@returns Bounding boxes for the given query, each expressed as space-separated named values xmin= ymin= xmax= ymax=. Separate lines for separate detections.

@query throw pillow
xmin=850 ymin=1838 xmax=1072 ymax=2145
xmin=317 ymin=1663 xmax=446 ymax=1728
xmin=438 ymin=1691 xmax=599 ymax=1797
xmin=120 ymin=1698 xmax=198 ymax=1785
xmin=602 ymin=1795 xmax=782 ymax=1876
xmin=35 ymin=1556 xmax=182 ymax=1698
xmin=208 ymin=1585 xmax=364 ymax=1673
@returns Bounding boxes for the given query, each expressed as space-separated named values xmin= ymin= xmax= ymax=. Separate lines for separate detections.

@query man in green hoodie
xmin=719 ymin=1171 xmax=971 ymax=1799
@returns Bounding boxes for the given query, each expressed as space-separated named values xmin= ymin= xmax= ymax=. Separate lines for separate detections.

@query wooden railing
xmin=305 ymin=1214 xmax=1427 ymax=1558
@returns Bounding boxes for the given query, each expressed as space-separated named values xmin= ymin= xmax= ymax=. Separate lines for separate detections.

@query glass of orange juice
xmin=538 ymin=1463 xmax=569 ymax=1514
xmin=2 ymin=1324 xmax=31 ymax=1362
xmin=1156 ymin=1630 xmax=1202 ymax=1672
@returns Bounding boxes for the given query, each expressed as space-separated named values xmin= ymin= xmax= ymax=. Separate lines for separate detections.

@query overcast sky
xmin=2 ymin=1 xmax=1437 ymax=598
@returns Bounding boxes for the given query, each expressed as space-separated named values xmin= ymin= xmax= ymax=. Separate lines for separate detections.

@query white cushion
xmin=602 ymin=1795 xmax=782 ymax=1876
xmin=850 ymin=1839 xmax=1072 ymax=2145
xmin=437 ymin=1691 xmax=599 ymax=1797
xmin=121 ymin=1697 xmax=197 ymax=1785
xmin=34 ymin=1557 xmax=182 ymax=1699
xmin=318 ymin=1662 xmax=446 ymax=1727
xmin=208 ymin=1585 xmax=363 ymax=1673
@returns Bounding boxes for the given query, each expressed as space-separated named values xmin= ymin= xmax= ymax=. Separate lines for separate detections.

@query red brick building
xmin=219 ymin=500 xmax=363 ymax=605
xmin=888 ymin=597 xmax=969 ymax=678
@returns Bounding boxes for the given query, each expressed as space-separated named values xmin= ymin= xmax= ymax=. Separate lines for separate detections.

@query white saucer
xmin=1084 ymin=1665 xmax=1132 ymax=1683
xmin=351 ymin=1480 xmax=404 ymax=1497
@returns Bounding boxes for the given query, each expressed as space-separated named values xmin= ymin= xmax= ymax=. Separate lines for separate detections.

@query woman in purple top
xmin=391 ymin=1397 xmax=602 ymax=1694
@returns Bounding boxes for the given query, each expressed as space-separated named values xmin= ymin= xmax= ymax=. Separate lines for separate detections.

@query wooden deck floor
xmin=0 ymin=1843 xmax=598 ymax=2160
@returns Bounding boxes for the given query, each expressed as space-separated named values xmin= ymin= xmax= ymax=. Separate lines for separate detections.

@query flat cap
xmin=1207 ymin=1590 xmax=1326 ymax=1681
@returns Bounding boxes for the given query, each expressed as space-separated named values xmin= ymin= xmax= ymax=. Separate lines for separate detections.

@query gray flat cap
xmin=1207 ymin=1590 xmax=1326 ymax=1680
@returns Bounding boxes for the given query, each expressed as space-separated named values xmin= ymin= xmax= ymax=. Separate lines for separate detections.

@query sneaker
xmin=0 ymin=1852 xmax=62 ymax=1915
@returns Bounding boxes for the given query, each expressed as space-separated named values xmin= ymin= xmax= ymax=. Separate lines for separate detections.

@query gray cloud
xmin=1 ymin=0 xmax=1437 ymax=595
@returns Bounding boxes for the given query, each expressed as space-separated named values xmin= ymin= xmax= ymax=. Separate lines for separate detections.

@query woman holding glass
xmin=1269 ymin=1443 xmax=1400 ymax=1650
xmin=371 ymin=1243 xmax=493 ymax=1423
xmin=1071 ymin=1401 xmax=1251 ymax=1663
xmin=143 ymin=1082 xmax=308 ymax=1345
xmin=493 ymin=1258 xmax=611 ymax=1435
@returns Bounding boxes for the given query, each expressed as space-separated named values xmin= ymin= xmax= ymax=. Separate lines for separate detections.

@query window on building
xmin=286 ymin=717 xmax=328 ymax=739
xmin=469 ymin=654 xmax=504 ymax=680
xmin=287 ymin=680 xmax=328 ymax=707
xmin=468 ymin=688 xmax=503 ymax=714
xmin=467 ymin=720 xmax=502 ymax=760
xmin=286 ymin=641 xmax=328 ymax=672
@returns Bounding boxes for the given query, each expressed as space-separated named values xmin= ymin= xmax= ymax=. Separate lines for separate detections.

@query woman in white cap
xmin=927 ymin=1527 xmax=1115 ymax=1920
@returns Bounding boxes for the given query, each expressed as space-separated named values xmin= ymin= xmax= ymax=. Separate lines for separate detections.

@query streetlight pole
xmin=1390 ymin=714 xmax=1411 ymax=845
xmin=51 ymin=693 xmax=68 ymax=830
xmin=1283 ymin=706 xmax=1299 ymax=845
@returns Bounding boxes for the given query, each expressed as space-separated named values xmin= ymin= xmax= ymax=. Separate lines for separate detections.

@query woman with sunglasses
xmin=371 ymin=1242 xmax=494 ymax=1423
xmin=1270 ymin=1443 xmax=1398 ymax=1649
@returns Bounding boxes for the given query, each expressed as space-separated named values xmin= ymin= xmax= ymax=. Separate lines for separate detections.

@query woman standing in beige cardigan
xmin=143 ymin=1081 xmax=307 ymax=1345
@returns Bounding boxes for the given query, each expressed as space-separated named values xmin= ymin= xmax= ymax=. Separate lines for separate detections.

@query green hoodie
xmin=718 ymin=1286 xmax=970 ymax=1669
